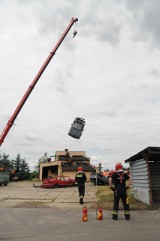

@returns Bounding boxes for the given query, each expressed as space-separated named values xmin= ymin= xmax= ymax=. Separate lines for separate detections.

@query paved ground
xmin=0 ymin=181 xmax=97 ymax=208
xmin=0 ymin=208 xmax=160 ymax=241
xmin=0 ymin=181 xmax=160 ymax=241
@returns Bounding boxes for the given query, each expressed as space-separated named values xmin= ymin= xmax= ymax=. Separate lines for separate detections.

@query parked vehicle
xmin=40 ymin=176 xmax=76 ymax=188
xmin=90 ymin=172 xmax=109 ymax=186
xmin=0 ymin=172 xmax=10 ymax=186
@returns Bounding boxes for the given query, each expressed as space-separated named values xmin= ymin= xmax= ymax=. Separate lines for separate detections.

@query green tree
xmin=98 ymin=162 xmax=102 ymax=172
xmin=30 ymin=170 xmax=38 ymax=179
xmin=12 ymin=153 xmax=21 ymax=174
xmin=12 ymin=154 xmax=31 ymax=180
xmin=0 ymin=152 xmax=31 ymax=180
xmin=19 ymin=158 xmax=31 ymax=180
xmin=36 ymin=152 xmax=48 ymax=175
xmin=0 ymin=153 xmax=12 ymax=170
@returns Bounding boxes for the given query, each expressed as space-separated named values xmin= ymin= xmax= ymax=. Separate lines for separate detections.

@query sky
xmin=0 ymin=0 xmax=160 ymax=171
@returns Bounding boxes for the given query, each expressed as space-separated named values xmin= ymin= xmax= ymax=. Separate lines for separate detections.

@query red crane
xmin=0 ymin=17 xmax=78 ymax=146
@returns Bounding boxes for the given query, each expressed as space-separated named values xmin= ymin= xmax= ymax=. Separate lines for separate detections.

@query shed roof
xmin=125 ymin=146 xmax=160 ymax=163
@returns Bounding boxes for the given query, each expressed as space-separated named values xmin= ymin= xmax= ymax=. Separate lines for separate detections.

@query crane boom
xmin=0 ymin=17 xmax=78 ymax=146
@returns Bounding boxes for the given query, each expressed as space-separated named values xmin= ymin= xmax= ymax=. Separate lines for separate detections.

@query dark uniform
xmin=75 ymin=171 xmax=87 ymax=204
xmin=111 ymin=171 xmax=130 ymax=220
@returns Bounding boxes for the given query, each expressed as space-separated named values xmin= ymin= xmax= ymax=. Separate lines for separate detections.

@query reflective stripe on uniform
xmin=124 ymin=211 xmax=130 ymax=214
xmin=76 ymin=174 xmax=83 ymax=178
xmin=112 ymin=210 xmax=118 ymax=215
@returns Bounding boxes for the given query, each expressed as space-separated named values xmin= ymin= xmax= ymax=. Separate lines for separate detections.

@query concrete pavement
xmin=0 ymin=181 xmax=160 ymax=241
xmin=0 ymin=208 xmax=160 ymax=241
xmin=0 ymin=181 xmax=97 ymax=208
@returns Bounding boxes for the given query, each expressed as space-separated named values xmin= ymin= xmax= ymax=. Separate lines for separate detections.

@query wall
xmin=63 ymin=171 xmax=75 ymax=179
xmin=39 ymin=150 xmax=95 ymax=181
xmin=63 ymin=171 xmax=91 ymax=181
xmin=130 ymin=159 xmax=150 ymax=205
xmin=149 ymin=161 xmax=160 ymax=203
xmin=39 ymin=161 xmax=61 ymax=180
xmin=55 ymin=151 xmax=85 ymax=159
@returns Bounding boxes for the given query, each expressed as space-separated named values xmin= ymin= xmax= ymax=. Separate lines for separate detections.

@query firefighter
xmin=109 ymin=163 xmax=131 ymax=220
xmin=75 ymin=166 xmax=87 ymax=204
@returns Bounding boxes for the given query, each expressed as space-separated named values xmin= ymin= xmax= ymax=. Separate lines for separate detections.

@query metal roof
xmin=59 ymin=156 xmax=90 ymax=161
xmin=62 ymin=165 xmax=95 ymax=171
xmin=125 ymin=146 xmax=160 ymax=163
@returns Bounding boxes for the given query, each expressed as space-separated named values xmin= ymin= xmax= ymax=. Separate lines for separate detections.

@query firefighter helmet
xmin=115 ymin=163 xmax=123 ymax=172
xmin=78 ymin=166 xmax=83 ymax=172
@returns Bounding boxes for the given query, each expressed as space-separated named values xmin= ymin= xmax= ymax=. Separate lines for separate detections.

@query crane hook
xmin=73 ymin=30 xmax=77 ymax=38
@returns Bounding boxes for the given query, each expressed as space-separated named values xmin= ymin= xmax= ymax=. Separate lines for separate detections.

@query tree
xmin=0 ymin=152 xmax=31 ymax=180
xmin=12 ymin=153 xmax=21 ymax=174
xmin=19 ymin=158 xmax=31 ymax=180
xmin=0 ymin=153 xmax=12 ymax=170
xmin=12 ymin=154 xmax=31 ymax=180
xmin=35 ymin=152 xmax=49 ymax=175
xmin=98 ymin=162 xmax=102 ymax=172
xmin=30 ymin=170 xmax=38 ymax=179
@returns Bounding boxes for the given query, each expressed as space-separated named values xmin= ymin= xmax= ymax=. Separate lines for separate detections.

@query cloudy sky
xmin=0 ymin=0 xmax=160 ymax=171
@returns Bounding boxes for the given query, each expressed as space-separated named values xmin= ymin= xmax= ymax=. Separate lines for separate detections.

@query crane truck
xmin=0 ymin=17 xmax=78 ymax=146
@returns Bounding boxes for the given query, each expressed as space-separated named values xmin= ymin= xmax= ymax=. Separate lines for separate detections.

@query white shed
xmin=125 ymin=146 xmax=160 ymax=205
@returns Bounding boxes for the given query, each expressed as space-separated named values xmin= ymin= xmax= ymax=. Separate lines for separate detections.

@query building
xmin=39 ymin=149 xmax=96 ymax=181
xmin=125 ymin=146 xmax=160 ymax=205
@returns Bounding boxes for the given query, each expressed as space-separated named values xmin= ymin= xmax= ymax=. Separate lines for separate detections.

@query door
xmin=149 ymin=161 xmax=160 ymax=204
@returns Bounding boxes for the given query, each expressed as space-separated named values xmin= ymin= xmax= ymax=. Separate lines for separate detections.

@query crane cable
xmin=73 ymin=21 xmax=78 ymax=38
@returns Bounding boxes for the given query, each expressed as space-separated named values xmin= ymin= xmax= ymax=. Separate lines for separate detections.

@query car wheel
xmin=53 ymin=184 xmax=59 ymax=188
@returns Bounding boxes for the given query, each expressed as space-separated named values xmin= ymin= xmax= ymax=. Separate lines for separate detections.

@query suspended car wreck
xmin=68 ymin=117 xmax=85 ymax=139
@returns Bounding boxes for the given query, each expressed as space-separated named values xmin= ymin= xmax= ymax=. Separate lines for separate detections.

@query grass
xmin=92 ymin=186 xmax=155 ymax=210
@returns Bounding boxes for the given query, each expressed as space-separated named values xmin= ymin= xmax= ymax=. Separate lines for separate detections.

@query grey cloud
xmin=92 ymin=18 xmax=121 ymax=45
xmin=99 ymin=111 xmax=118 ymax=118
xmin=124 ymin=0 xmax=160 ymax=45
xmin=87 ymin=110 xmax=118 ymax=118
xmin=24 ymin=134 xmax=42 ymax=141
xmin=81 ymin=15 xmax=121 ymax=45
xmin=142 ymin=2 xmax=160 ymax=43
xmin=124 ymin=0 xmax=147 ymax=9
xmin=19 ymin=0 xmax=122 ymax=46
xmin=150 ymin=69 xmax=160 ymax=78
xmin=29 ymin=1 xmax=78 ymax=36
xmin=49 ymin=67 xmax=74 ymax=93
xmin=2 ymin=0 xmax=160 ymax=172
xmin=25 ymin=150 xmax=42 ymax=155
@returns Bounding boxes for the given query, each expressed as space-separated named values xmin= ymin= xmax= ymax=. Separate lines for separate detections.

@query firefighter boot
xmin=124 ymin=211 xmax=130 ymax=220
xmin=80 ymin=197 xmax=83 ymax=205
xmin=112 ymin=211 xmax=118 ymax=220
